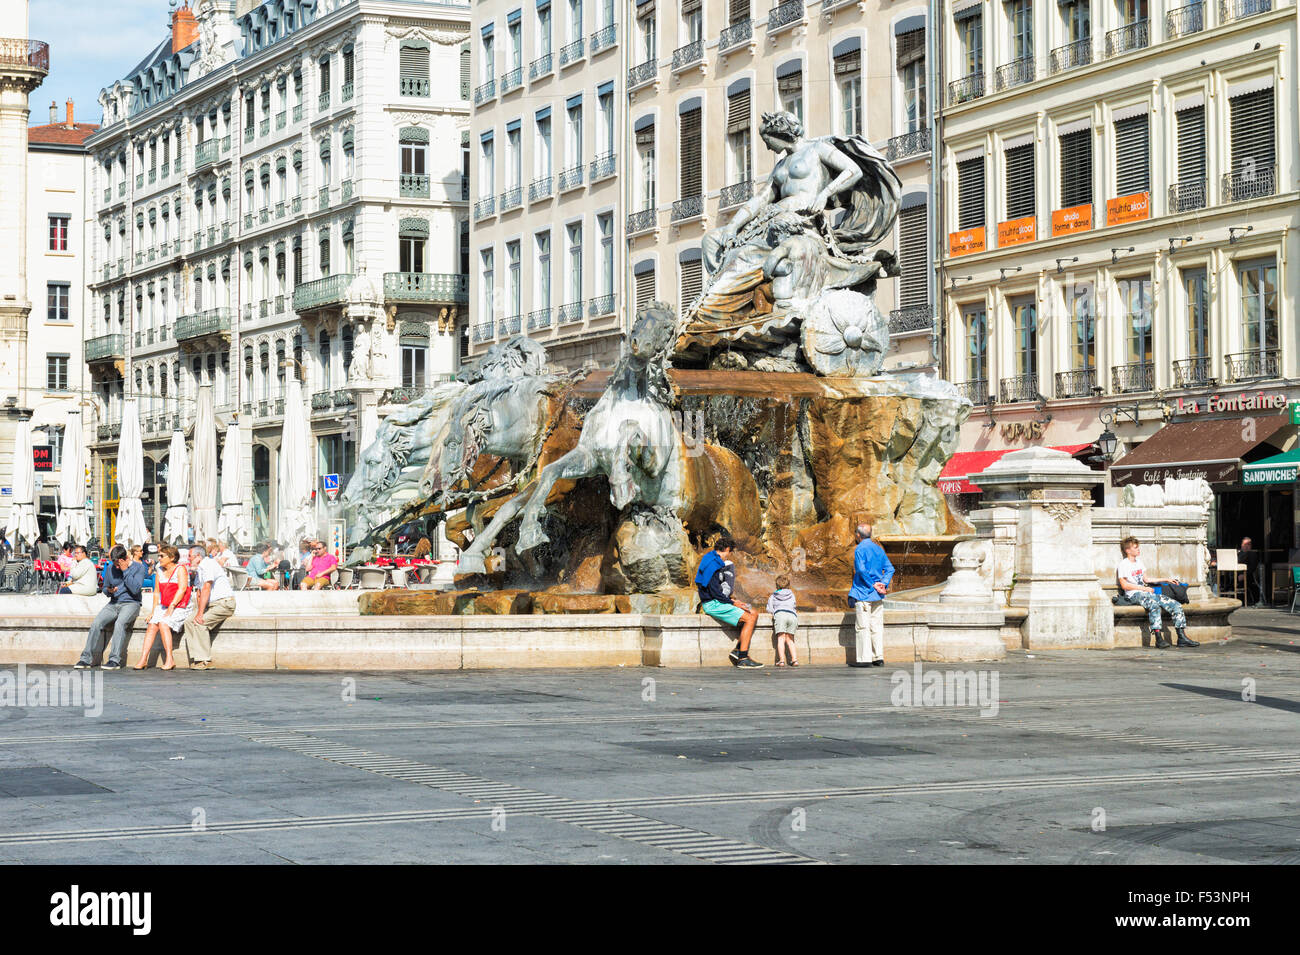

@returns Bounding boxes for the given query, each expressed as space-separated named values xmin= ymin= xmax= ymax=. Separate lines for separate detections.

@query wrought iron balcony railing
xmin=589 ymin=152 xmax=616 ymax=181
xmin=1165 ymin=1 xmax=1205 ymax=39
xmin=341 ymin=82 xmax=354 ymax=102
xmin=1172 ymin=355 xmax=1215 ymax=389
xmin=557 ymin=301 xmax=584 ymax=324
xmin=1105 ymin=20 xmax=1150 ymax=57
xmin=1168 ymin=179 xmax=1206 ymax=212
xmin=1111 ymin=360 xmax=1155 ymax=394
xmin=589 ymin=294 xmax=615 ymax=316
xmin=332 ymin=390 xmax=355 ymax=409
xmin=528 ymin=176 xmax=553 ymax=202
xmin=85 ymin=334 xmax=126 ymax=362
xmin=994 ymin=56 xmax=1036 ymax=91
xmin=500 ymin=314 xmax=523 ymax=336
xmin=1222 ymin=164 xmax=1275 ymax=202
xmin=311 ymin=391 xmax=333 ymax=411
xmin=0 ymin=38 xmax=49 ymax=73
xmin=957 ymin=379 xmax=990 ymax=404
xmin=318 ymin=91 xmax=331 ymax=111
xmin=383 ymin=272 xmax=468 ymax=304
xmin=473 ymin=196 xmax=496 ymax=219
xmin=767 ymin=0 xmax=804 ymax=32
xmin=1054 ymin=367 xmax=1098 ymax=399
xmin=999 ymin=374 xmax=1042 ymax=403
xmin=590 ymin=24 xmax=617 ymax=54
xmin=559 ymin=38 xmax=585 ymax=67
xmin=671 ymin=194 xmax=704 ymax=221
xmin=473 ymin=79 xmax=496 ymax=105
xmin=627 ymin=208 xmax=657 ymax=235
xmin=628 ymin=59 xmax=658 ymax=89
xmin=529 ymin=53 xmax=553 ymax=80
xmin=1225 ymin=349 xmax=1280 ymax=383
xmin=175 ymin=308 xmax=232 ymax=343
xmin=948 ymin=72 xmax=985 ymax=106
xmin=499 ymin=186 xmax=523 ymax=211
xmin=527 ymin=307 xmax=552 ymax=330
xmin=1049 ymin=38 xmax=1092 ymax=74
xmin=885 ymin=128 xmax=930 ymax=162
xmin=500 ymin=67 xmax=523 ymax=94
xmin=292 ymin=273 xmax=355 ymax=312
xmin=557 ymin=164 xmax=584 ymax=191
xmin=399 ymin=174 xmax=430 ymax=198
xmin=400 ymin=77 xmax=430 ymax=97
xmin=1220 ymin=0 xmax=1271 ymax=23
xmin=720 ymin=180 xmax=754 ymax=209
xmin=672 ymin=39 xmax=703 ymax=71
xmin=720 ymin=18 xmax=753 ymax=50
xmin=472 ymin=322 xmax=494 ymax=343
xmin=888 ymin=305 xmax=933 ymax=335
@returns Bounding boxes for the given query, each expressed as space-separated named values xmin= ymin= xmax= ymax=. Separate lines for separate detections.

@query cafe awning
xmin=1242 ymin=447 xmax=1300 ymax=486
xmin=1109 ymin=413 xmax=1290 ymax=487
xmin=939 ymin=444 xmax=1092 ymax=494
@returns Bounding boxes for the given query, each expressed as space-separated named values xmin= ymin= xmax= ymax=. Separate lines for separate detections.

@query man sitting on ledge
xmin=695 ymin=537 xmax=761 ymax=668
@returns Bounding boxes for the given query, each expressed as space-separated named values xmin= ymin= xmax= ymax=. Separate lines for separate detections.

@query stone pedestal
xmin=969 ymin=447 xmax=1114 ymax=650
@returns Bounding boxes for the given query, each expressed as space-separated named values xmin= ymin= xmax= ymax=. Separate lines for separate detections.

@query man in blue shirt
xmin=74 ymin=545 xmax=146 ymax=671
xmin=848 ymin=523 xmax=894 ymax=667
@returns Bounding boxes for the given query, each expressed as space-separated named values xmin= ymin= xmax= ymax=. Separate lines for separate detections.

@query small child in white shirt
xmin=766 ymin=574 xmax=799 ymax=667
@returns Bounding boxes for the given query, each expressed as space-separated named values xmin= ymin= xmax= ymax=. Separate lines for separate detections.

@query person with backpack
xmin=695 ymin=537 xmax=761 ymax=668
xmin=1117 ymin=536 xmax=1197 ymax=649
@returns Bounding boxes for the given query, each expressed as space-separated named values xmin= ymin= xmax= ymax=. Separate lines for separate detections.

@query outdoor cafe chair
xmin=1216 ymin=549 xmax=1246 ymax=604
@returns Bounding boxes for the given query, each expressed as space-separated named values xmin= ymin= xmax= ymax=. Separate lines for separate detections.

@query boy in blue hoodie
xmin=695 ymin=537 xmax=762 ymax=668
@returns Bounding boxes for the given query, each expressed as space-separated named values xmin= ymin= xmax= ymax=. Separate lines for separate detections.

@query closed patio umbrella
xmin=217 ymin=421 xmax=251 ymax=547
xmin=114 ymin=399 xmax=149 ymax=547
xmin=190 ymin=385 xmax=218 ymax=540
xmin=54 ymin=410 xmax=91 ymax=544
xmin=5 ymin=420 xmax=39 ymax=547
xmin=162 ymin=427 xmax=190 ymax=543
xmin=277 ymin=376 xmax=316 ymax=544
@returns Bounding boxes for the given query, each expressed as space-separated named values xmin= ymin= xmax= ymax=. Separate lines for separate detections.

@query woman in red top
xmin=132 ymin=545 xmax=191 ymax=670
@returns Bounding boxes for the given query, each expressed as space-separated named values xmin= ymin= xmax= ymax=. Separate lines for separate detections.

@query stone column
xmin=969 ymin=447 xmax=1115 ymax=649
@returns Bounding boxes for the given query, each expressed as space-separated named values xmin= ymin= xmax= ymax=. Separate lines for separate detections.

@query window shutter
xmin=635 ymin=121 xmax=654 ymax=146
xmin=679 ymin=107 xmax=702 ymax=197
xmin=1114 ymin=114 xmax=1150 ymax=196
xmin=897 ymin=204 xmax=927 ymax=308
xmin=343 ymin=50 xmax=354 ymax=85
xmin=834 ymin=48 xmax=861 ymax=76
xmin=1176 ymin=104 xmax=1206 ymax=185
xmin=1058 ymin=128 xmax=1092 ymax=207
xmin=777 ymin=68 xmax=801 ymax=96
xmin=1004 ymin=143 xmax=1035 ymax=219
xmin=679 ymin=258 xmax=702 ymax=310
xmin=681 ymin=0 xmax=702 ymax=14
xmin=1229 ymin=87 xmax=1275 ymax=173
xmin=956 ymin=156 xmax=984 ymax=229
xmin=400 ymin=43 xmax=430 ymax=84
xmin=637 ymin=0 xmax=656 ymax=20
xmin=635 ymin=268 xmax=656 ymax=310
xmin=729 ymin=0 xmax=750 ymax=23
xmin=460 ymin=43 xmax=470 ymax=97
xmin=726 ymin=88 xmax=750 ymax=134
xmin=896 ymin=28 xmax=925 ymax=69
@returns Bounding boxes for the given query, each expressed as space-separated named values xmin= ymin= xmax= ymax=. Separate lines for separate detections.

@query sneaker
xmin=728 ymin=649 xmax=742 ymax=665
xmin=72 ymin=662 xmax=90 ymax=670
xmin=100 ymin=663 xmax=122 ymax=671
xmin=734 ymin=657 xmax=764 ymax=668
xmin=191 ymin=661 xmax=209 ymax=670
xmin=872 ymin=660 xmax=885 ymax=667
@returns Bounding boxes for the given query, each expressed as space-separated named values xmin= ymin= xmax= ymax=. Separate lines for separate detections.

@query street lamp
xmin=1097 ymin=427 xmax=1118 ymax=461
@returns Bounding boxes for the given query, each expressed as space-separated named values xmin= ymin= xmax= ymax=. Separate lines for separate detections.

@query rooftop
xmin=29 ymin=121 xmax=99 ymax=148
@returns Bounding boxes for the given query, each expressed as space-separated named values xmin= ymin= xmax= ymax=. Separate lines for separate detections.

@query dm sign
xmin=32 ymin=446 xmax=52 ymax=472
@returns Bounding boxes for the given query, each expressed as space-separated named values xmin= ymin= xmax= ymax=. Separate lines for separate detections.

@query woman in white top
xmin=1117 ymin=536 xmax=1197 ymax=649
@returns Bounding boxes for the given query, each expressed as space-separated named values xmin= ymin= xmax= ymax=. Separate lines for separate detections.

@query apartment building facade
xmin=84 ymin=0 xmax=470 ymax=544
xmin=467 ymin=0 xmax=625 ymax=367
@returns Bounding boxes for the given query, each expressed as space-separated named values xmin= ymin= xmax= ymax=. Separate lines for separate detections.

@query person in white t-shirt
xmin=1117 ymin=536 xmax=1196 ymax=649
xmin=182 ymin=541 xmax=237 ymax=670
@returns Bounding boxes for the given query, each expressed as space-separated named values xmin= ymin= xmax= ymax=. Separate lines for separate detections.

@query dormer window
xmin=252 ymin=28 xmax=262 ymax=48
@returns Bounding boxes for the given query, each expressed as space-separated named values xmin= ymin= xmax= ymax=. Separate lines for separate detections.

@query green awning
xmin=1242 ymin=448 xmax=1300 ymax=486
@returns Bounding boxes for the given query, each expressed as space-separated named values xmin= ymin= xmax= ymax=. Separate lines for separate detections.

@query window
xmin=539 ymin=2 xmax=554 ymax=54
xmin=679 ymin=103 xmax=701 ymax=199
xmin=956 ymin=155 xmax=985 ymax=229
xmin=682 ymin=0 xmax=702 ymax=43
xmin=480 ymin=249 xmax=495 ymax=324
xmin=679 ymin=252 xmax=703 ymax=312
xmin=318 ymin=58 xmax=331 ymax=103
xmin=535 ymin=231 xmax=552 ymax=309
xmin=1004 ymin=142 xmax=1035 ymax=220
xmin=1006 ymin=0 xmax=1033 ymax=61
xmin=1227 ymin=85 xmax=1275 ymax=196
xmin=46 ymin=283 xmax=70 ymax=322
xmin=1117 ymin=0 xmax=1147 ymax=26
xmin=318 ymin=433 xmax=355 ymax=486
xmin=48 ymin=215 xmax=69 ymax=251
xmin=1114 ymin=113 xmax=1150 ymax=198
xmin=507 ymin=240 xmax=521 ymax=318
xmin=536 ymin=112 xmax=553 ymax=177
xmin=1067 ymin=282 xmax=1094 ymax=369
xmin=634 ymin=261 xmax=656 ymax=311
xmin=598 ymin=84 xmax=614 ymax=156
xmin=566 ymin=99 xmax=583 ymax=166
xmin=897 ymin=202 xmax=927 ymax=307
xmin=507 ymin=123 xmax=522 ymax=188
xmin=1173 ymin=101 xmax=1206 ymax=210
xmin=1059 ymin=127 xmax=1092 ymax=208
xmin=402 ymin=342 xmax=427 ymax=389
xmin=46 ymin=354 xmax=70 ymax=392
xmin=834 ymin=40 xmax=862 ymax=136
xmin=598 ymin=213 xmax=613 ymax=297
xmin=776 ymin=62 xmax=802 ymax=123
xmin=566 ymin=222 xmax=583 ymax=305
xmin=400 ymin=232 xmax=426 ymax=274
xmin=480 ymin=133 xmax=495 ymax=195
xmin=568 ymin=0 xmax=583 ymax=42
xmin=956 ymin=7 xmax=983 ymax=77
xmin=635 ymin=120 xmax=656 ymax=209
xmin=726 ymin=83 xmax=751 ymax=185
xmin=636 ymin=0 xmax=655 ymax=62
xmin=1062 ymin=0 xmax=1090 ymax=41
xmin=318 ymin=331 xmax=332 ymax=387
xmin=897 ymin=29 xmax=926 ymax=133
xmin=508 ymin=14 xmax=522 ymax=69
xmin=1010 ymin=295 xmax=1037 ymax=379
xmin=1118 ymin=275 xmax=1152 ymax=365
xmin=1239 ymin=258 xmax=1278 ymax=356
xmin=481 ymin=27 xmax=495 ymax=82
xmin=962 ymin=303 xmax=987 ymax=383
xmin=1183 ymin=268 xmax=1208 ymax=359
xmin=319 ymin=234 xmax=331 ymax=276
xmin=400 ymin=41 xmax=430 ymax=96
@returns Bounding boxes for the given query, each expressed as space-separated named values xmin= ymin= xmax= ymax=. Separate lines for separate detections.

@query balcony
xmin=500 ymin=67 xmax=523 ymax=94
xmin=948 ymin=72 xmax=985 ymax=106
xmin=1165 ymin=1 xmax=1205 ymax=39
xmin=1105 ymin=20 xmax=1149 ymax=57
xmin=628 ymin=60 xmax=658 ymax=89
xmin=276 ymin=111 xmax=286 ymax=129
xmin=527 ymin=307 xmax=552 ymax=331
xmin=559 ymin=38 xmax=585 ymax=67
xmin=332 ymin=390 xmax=355 ymax=409
xmin=885 ymin=129 xmax=930 ymax=162
xmin=259 ymin=208 xmax=270 ymax=224
xmin=175 ymin=308 xmax=232 ymax=346
xmin=528 ymin=176 xmax=553 ymax=202
xmin=258 ymin=118 xmax=269 ymax=137
xmin=499 ymin=186 xmax=523 ymax=211
xmin=258 ymin=400 xmax=269 ymax=418
xmin=194 ymin=139 xmax=220 ymax=169
xmin=1111 ymin=361 xmax=1155 ymax=394
xmin=401 ymin=77 xmax=430 ymax=97
xmin=318 ymin=187 xmax=330 ymax=210
xmin=341 ymin=180 xmax=354 ymax=201
xmin=162 ymin=162 xmax=169 ymax=177
xmin=118 ymin=182 xmax=126 ymax=197
xmin=292 ymin=104 xmax=304 ymax=122
xmin=671 ymin=194 xmax=704 ymax=222
xmin=275 ymin=294 xmax=285 ymax=314
xmin=720 ymin=18 xmax=753 ymax=51
xmin=244 ymin=127 xmax=254 ymax=143
xmin=558 ymin=302 xmax=584 ymax=324
xmin=291 ymin=196 xmax=302 ymax=213
xmin=767 ymin=0 xmax=804 ymax=33
xmin=259 ymin=300 xmax=270 ymax=318
xmin=311 ymin=391 xmax=333 ymax=411
xmin=1168 ymin=179 xmax=1206 ymax=212
xmin=529 ymin=53 xmax=553 ymax=80
xmin=627 ymin=208 xmax=657 ymax=235
xmin=994 ymin=56 xmax=1035 ymax=92
xmin=149 ymin=169 xmax=157 ymax=184
xmin=136 ymin=173 xmax=143 ymax=188
xmin=473 ymin=196 xmax=496 ymax=219
xmin=672 ymin=39 xmax=704 ymax=72
xmin=318 ymin=91 xmax=330 ymax=111
xmin=590 ymin=152 xmax=616 ymax=182
xmin=220 ymin=135 xmax=230 ymax=155
xmin=1049 ymin=38 xmax=1092 ymax=74
xmin=276 ymin=201 xmax=285 ymax=219
xmin=400 ymin=174 xmax=430 ymax=198
xmin=999 ymin=374 xmax=1042 ymax=403
xmin=501 ymin=314 xmax=522 ymax=336
xmin=472 ymin=322 xmax=494 ymax=343
xmin=957 ymin=379 xmax=990 ymax=404
xmin=1220 ymin=0 xmax=1271 ymax=23
xmin=720 ymin=180 xmax=753 ymax=209
xmin=85 ymin=334 xmax=126 ymax=363
xmin=1054 ymin=368 xmax=1098 ymax=399
xmin=384 ymin=272 xmax=468 ymax=305
xmin=888 ymin=304 xmax=933 ymax=335
xmin=243 ymin=214 xmax=253 ymax=230
xmin=1225 ymin=349 xmax=1280 ymax=383
xmin=590 ymin=24 xmax=617 ymax=54
xmin=1222 ymin=165 xmax=1275 ymax=202
xmin=557 ymin=164 xmax=584 ymax=191
xmin=589 ymin=294 xmax=615 ymax=316
xmin=1172 ymin=355 xmax=1215 ymax=389
xmin=341 ymin=82 xmax=353 ymax=102
xmin=473 ymin=79 xmax=496 ymax=105
xmin=292 ymin=273 xmax=355 ymax=312
xmin=0 ymin=37 xmax=49 ymax=74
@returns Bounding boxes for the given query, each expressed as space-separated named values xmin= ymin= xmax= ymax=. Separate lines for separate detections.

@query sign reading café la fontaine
xmin=1173 ymin=392 xmax=1289 ymax=416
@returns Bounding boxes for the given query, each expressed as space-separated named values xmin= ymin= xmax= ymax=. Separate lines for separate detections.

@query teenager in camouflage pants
xmin=1117 ymin=536 xmax=1197 ymax=649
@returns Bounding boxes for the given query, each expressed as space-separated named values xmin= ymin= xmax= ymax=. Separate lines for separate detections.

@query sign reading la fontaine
xmin=1174 ymin=392 xmax=1288 ymax=416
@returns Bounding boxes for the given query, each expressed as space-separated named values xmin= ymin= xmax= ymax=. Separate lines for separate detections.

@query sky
xmin=28 ymin=0 xmax=171 ymax=128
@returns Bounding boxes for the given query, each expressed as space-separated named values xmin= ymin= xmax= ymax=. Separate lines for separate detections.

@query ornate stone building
xmin=84 ymin=0 xmax=470 ymax=544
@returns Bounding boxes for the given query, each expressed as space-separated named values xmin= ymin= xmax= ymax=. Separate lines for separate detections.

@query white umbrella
xmin=163 ymin=428 xmax=190 ymax=543
xmin=217 ymin=421 xmax=251 ymax=547
xmin=114 ymin=399 xmax=149 ymax=547
xmin=54 ymin=410 xmax=91 ymax=544
xmin=277 ymin=376 xmax=316 ymax=544
xmin=5 ymin=420 xmax=39 ymax=547
xmin=190 ymin=385 xmax=218 ymax=540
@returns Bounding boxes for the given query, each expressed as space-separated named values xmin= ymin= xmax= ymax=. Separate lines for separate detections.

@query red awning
xmin=939 ymin=444 xmax=1092 ymax=494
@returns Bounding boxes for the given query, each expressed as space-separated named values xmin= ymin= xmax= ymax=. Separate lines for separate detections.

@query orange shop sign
xmin=1106 ymin=191 xmax=1150 ymax=226
xmin=997 ymin=216 xmax=1036 ymax=247
xmin=1051 ymin=203 xmax=1092 ymax=237
xmin=949 ymin=227 xmax=986 ymax=256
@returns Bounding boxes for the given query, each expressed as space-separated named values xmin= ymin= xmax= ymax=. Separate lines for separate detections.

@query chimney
xmin=49 ymin=101 xmax=56 ymax=124
xmin=171 ymin=2 xmax=198 ymax=54
xmin=65 ymin=99 xmax=74 ymax=129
